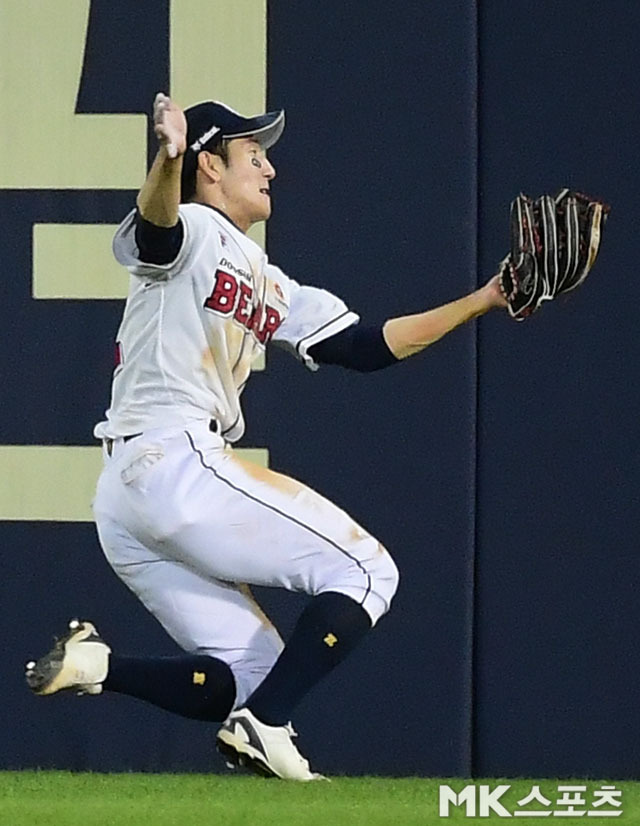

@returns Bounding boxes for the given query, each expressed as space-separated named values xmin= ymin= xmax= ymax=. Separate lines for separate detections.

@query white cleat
xmin=216 ymin=708 xmax=325 ymax=781
xmin=25 ymin=619 xmax=110 ymax=696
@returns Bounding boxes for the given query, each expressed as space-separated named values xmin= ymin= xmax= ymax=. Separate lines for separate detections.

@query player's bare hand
xmin=481 ymin=272 xmax=509 ymax=310
xmin=153 ymin=93 xmax=187 ymax=159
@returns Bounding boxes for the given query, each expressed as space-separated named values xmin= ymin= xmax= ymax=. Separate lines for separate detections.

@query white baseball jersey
xmin=94 ymin=203 xmax=359 ymax=442
xmin=92 ymin=203 xmax=398 ymax=704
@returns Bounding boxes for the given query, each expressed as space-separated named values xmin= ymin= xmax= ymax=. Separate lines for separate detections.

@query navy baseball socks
xmin=106 ymin=593 xmax=371 ymax=726
xmin=26 ymin=594 xmax=371 ymax=727
xmin=25 ymin=600 xmax=371 ymax=780
xmin=104 ymin=653 xmax=236 ymax=721
xmin=246 ymin=591 xmax=372 ymax=726
xmin=216 ymin=592 xmax=371 ymax=779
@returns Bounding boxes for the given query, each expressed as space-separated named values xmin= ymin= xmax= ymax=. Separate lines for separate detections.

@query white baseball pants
xmin=93 ymin=421 xmax=399 ymax=705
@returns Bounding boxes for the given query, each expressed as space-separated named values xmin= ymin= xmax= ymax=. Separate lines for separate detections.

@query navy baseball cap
xmin=180 ymin=101 xmax=285 ymax=201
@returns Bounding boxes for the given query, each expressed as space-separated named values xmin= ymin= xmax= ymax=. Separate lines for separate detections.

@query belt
xmin=105 ymin=420 xmax=220 ymax=456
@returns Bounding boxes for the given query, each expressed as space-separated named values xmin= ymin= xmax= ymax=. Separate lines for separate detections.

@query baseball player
xmin=25 ymin=93 xmax=507 ymax=780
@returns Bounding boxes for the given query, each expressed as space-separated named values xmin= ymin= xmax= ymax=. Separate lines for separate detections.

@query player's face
xmin=217 ymin=138 xmax=276 ymax=231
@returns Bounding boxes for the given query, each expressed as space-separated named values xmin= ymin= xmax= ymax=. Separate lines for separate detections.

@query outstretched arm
xmin=308 ymin=275 xmax=507 ymax=371
xmin=382 ymin=274 xmax=507 ymax=359
xmin=136 ymin=93 xmax=187 ymax=227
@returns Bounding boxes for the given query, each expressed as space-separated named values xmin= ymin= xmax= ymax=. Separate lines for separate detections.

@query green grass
xmin=0 ymin=772 xmax=637 ymax=825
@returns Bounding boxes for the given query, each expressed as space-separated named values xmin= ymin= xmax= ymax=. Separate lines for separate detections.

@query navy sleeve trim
xmin=134 ymin=210 xmax=184 ymax=265
xmin=308 ymin=324 xmax=399 ymax=372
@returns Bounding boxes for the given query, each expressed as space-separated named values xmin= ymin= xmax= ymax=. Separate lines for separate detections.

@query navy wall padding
xmin=474 ymin=0 xmax=640 ymax=779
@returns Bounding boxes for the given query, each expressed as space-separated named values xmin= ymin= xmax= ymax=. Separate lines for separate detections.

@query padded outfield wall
xmin=0 ymin=0 xmax=638 ymax=777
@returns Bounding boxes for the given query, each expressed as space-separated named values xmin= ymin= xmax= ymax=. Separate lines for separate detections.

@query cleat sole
xmin=25 ymin=621 xmax=106 ymax=696
xmin=216 ymin=737 xmax=277 ymax=779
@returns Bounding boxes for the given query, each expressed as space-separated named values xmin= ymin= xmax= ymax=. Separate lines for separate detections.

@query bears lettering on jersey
xmin=204 ymin=268 xmax=283 ymax=345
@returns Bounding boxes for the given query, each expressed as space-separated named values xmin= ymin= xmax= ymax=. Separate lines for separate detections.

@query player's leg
xmin=97 ymin=514 xmax=284 ymax=712
xmin=209 ymin=453 xmax=399 ymax=751
xmin=26 ymin=518 xmax=284 ymax=723
xmin=138 ymin=428 xmax=399 ymax=773
xmin=165 ymin=430 xmax=400 ymax=623
xmin=95 ymin=516 xmax=317 ymax=779
xmin=90 ymin=424 xmax=398 ymax=778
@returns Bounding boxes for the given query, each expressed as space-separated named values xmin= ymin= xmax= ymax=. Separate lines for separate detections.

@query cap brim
xmin=221 ymin=110 xmax=285 ymax=149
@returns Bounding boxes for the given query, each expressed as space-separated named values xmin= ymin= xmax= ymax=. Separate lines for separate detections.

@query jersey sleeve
xmin=112 ymin=204 xmax=212 ymax=280
xmin=270 ymin=267 xmax=359 ymax=371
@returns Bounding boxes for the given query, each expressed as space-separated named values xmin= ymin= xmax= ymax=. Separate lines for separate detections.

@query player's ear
xmin=197 ymin=151 xmax=224 ymax=184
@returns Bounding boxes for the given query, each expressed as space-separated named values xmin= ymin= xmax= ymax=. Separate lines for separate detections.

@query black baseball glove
xmin=498 ymin=189 xmax=610 ymax=321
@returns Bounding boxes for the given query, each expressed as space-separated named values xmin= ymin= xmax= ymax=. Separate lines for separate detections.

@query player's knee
xmin=373 ymin=545 xmax=400 ymax=611
xmin=383 ymin=549 xmax=400 ymax=603
xmin=312 ymin=538 xmax=399 ymax=625
xmin=358 ymin=543 xmax=399 ymax=625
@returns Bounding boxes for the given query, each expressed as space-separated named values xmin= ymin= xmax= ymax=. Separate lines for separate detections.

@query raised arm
xmin=382 ymin=274 xmax=507 ymax=359
xmin=136 ymin=93 xmax=187 ymax=227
